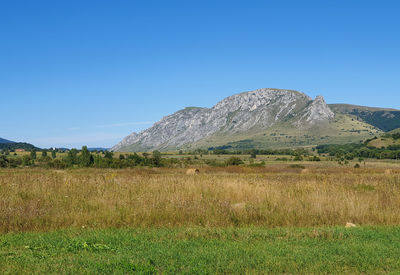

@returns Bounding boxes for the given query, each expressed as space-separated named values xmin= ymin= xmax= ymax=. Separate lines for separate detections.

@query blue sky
xmin=1 ymin=0 xmax=399 ymax=148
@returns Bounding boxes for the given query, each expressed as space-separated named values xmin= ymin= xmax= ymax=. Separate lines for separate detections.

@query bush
xmin=293 ymin=155 xmax=303 ymax=161
xmin=225 ymin=157 xmax=244 ymax=166
xmin=289 ymin=164 xmax=305 ymax=169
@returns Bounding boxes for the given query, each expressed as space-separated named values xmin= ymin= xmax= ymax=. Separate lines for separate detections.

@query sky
xmin=1 ymin=0 xmax=399 ymax=148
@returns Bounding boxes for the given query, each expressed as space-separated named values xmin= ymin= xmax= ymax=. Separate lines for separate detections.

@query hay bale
xmin=186 ymin=168 xmax=200 ymax=175
xmin=384 ymin=169 xmax=392 ymax=175
xmin=301 ymin=169 xmax=310 ymax=174
xmin=345 ymin=222 xmax=356 ymax=228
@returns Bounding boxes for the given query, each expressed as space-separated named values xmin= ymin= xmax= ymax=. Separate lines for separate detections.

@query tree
xmin=30 ymin=150 xmax=37 ymax=160
xmin=250 ymin=149 xmax=257 ymax=159
xmin=51 ymin=150 xmax=57 ymax=159
xmin=66 ymin=149 xmax=79 ymax=166
xmin=104 ymin=151 xmax=113 ymax=159
xmin=42 ymin=151 xmax=47 ymax=157
xmin=152 ymin=150 xmax=162 ymax=167
xmin=22 ymin=155 xmax=32 ymax=166
xmin=80 ymin=146 xmax=94 ymax=167
xmin=0 ymin=155 xmax=8 ymax=167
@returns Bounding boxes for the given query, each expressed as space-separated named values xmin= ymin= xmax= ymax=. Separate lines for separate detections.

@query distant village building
xmin=15 ymin=149 xmax=25 ymax=152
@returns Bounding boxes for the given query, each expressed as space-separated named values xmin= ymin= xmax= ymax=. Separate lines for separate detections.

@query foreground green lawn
xmin=1 ymin=227 xmax=400 ymax=274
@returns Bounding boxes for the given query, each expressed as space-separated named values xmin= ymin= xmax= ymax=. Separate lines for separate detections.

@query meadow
xmin=1 ymin=161 xmax=400 ymax=273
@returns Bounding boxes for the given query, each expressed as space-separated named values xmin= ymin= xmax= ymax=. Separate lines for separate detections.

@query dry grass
xmin=1 ymin=165 xmax=400 ymax=232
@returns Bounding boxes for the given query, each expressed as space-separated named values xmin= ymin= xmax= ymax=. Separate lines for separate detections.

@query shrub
xmin=225 ymin=157 xmax=243 ymax=166
xmin=289 ymin=164 xmax=305 ymax=169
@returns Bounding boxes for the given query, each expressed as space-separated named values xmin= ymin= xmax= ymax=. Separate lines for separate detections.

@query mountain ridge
xmin=330 ymin=104 xmax=400 ymax=131
xmin=0 ymin=137 xmax=15 ymax=144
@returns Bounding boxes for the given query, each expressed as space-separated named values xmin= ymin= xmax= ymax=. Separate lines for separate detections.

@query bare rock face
xmin=111 ymin=88 xmax=335 ymax=151
xmin=305 ymin=96 xmax=335 ymax=123
xmin=112 ymin=132 xmax=139 ymax=152
xmin=295 ymin=95 xmax=335 ymax=127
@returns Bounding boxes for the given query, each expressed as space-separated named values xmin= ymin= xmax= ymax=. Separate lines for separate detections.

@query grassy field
xmin=1 ymin=162 xmax=400 ymax=273
xmin=1 ymin=164 xmax=400 ymax=232
xmin=1 ymin=226 xmax=400 ymax=274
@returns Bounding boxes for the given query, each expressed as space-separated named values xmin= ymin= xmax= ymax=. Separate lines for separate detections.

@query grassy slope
xmin=189 ymin=114 xmax=381 ymax=150
xmin=366 ymin=128 xmax=400 ymax=148
xmin=119 ymin=114 xmax=381 ymax=152
xmin=329 ymin=103 xmax=398 ymax=112
xmin=368 ymin=137 xmax=400 ymax=148
xmin=389 ymin=128 xmax=400 ymax=134
xmin=330 ymin=104 xmax=400 ymax=132
xmin=1 ymin=227 xmax=400 ymax=274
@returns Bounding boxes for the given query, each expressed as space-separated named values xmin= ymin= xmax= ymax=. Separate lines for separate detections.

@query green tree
xmin=104 ymin=151 xmax=114 ymax=159
xmin=66 ymin=149 xmax=78 ymax=166
xmin=51 ymin=150 xmax=57 ymax=159
xmin=22 ymin=155 xmax=32 ymax=166
xmin=80 ymin=146 xmax=94 ymax=167
xmin=152 ymin=150 xmax=162 ymax=167
xmin=42 ymin=151 xmax=47 ymax=157
xmin=30 ymin=150 xmax=37 ymax=160
xmin=0 ymin=155 xmax=8 ymax=167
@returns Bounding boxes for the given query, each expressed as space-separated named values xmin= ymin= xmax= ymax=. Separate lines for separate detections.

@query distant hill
xmin=88 ymin=147 xmax=109 ymax=152
xmin=329 ymin=104 xmax=400 ymax=132
xmin=0 ymin=138 xmax=39 ymax=151
xmin=0 ymin=137 xmax=14 ymax=144
xmin=112 ymin=88 xmax=383 ymax=152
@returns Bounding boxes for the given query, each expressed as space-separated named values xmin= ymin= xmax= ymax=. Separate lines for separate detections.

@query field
xmin=1 ymin=161 xmax=400 ymax=273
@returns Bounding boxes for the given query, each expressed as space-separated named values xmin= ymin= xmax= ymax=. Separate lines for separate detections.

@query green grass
xmin=1 ymin=226 xmax=400 ymax=274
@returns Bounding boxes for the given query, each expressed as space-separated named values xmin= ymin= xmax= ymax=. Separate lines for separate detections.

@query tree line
xmin=0 ymin=146 xmax=164 ymax=169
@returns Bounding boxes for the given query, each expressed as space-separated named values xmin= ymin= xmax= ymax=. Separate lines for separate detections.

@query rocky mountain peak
xmin=214 ymin=88 xmax=311 ymax=112
xmin=304 ymin=95 xmax=335 ymax=123
xmin=111 ymin=88 xmax=337 ymax=151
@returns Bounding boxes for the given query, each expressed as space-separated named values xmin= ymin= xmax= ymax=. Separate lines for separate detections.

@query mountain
xmin=0 ymin=137 xmax=14 ymax=144
xmin=112 ymin=88 xmax=384 ymax=152
xmin=329 ymin=104 xmax=400 ymax=132
xmin=88 ymin=147 xmax=110 ymax=152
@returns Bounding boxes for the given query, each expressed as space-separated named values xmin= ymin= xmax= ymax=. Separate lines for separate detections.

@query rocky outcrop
xmin=297 ymin=95 xmax=335 ymax=126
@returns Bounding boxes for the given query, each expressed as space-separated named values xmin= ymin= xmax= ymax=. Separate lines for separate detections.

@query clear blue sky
xmin=1 ymin=0 xmax=399 ymax=148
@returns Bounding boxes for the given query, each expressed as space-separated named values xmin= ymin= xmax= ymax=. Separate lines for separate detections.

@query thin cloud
xmin=96 ymin=121 xmax=153 ymax=128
